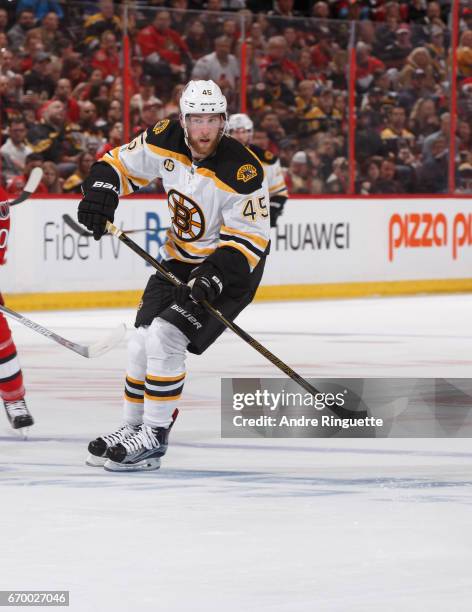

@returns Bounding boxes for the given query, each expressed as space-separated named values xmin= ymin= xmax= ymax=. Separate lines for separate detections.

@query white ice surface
xmin=1 ymin=294 xmax=472 ymax=611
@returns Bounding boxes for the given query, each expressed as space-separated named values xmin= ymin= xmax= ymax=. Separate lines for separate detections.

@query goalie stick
xmin=105 ymin=221 xmax=365 ymax=416
xmin=8 ymin=167 xmax=44 ymax=206
xmin=63 ymin=213 xmax=149 ymax=237
xmin=0 ymin=304 xmax=126 ymax=358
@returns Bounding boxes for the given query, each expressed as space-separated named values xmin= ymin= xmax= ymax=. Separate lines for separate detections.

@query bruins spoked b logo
xmin=167 ymin=189 xmax=204 ymax=242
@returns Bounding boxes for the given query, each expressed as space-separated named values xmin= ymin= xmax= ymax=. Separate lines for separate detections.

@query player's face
xmin=230 ymin=128 xmax=251 ymax=146
xmin=184 ymin=114 xmax=225 ymax=158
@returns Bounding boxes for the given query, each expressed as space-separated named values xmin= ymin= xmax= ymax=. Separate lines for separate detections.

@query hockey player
xmin=0 ymin=186 xmax=34 ymax=430
xmin=78 ymin=80 xmax=270 ymax=472
xmin=228 ymin=113 xmax=288 ymax=227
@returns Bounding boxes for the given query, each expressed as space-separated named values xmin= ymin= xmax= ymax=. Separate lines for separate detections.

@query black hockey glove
xmin=78 ymin=180 xmax=119 ymax=241
xmin=174 ymin=263 xmax=223 ymax=305
xmin=269 ymin=201 xmax=283 ymax=228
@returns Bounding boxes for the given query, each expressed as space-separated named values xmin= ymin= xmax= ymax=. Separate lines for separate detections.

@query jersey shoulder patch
xmin=145 ymin=119 xmax=189 ymax=158
xmin=249 ymin=143 xmax=278 ymax=166
xmin=207 ymin=137 xmax=264 ymax=195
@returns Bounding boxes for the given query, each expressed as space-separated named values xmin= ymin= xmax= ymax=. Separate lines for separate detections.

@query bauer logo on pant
xmin=167 ymin=189 xmax=205 ymax=242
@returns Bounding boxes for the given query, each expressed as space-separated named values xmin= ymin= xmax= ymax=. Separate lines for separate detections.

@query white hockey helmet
xmin=180 ymin=80 xmax=228 ymax=146
xmin=228 ymin=113 xmax=254 ymax=133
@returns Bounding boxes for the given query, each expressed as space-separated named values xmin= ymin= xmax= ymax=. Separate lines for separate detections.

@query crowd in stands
xmin=0 ymin=0 xmax=471 ymax=196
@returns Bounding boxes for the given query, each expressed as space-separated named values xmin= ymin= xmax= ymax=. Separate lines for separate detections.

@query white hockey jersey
xmin=248 ymin=144 xmax=288 ymax=204
xmin=100 ymin=119 xmax=270 ymax=272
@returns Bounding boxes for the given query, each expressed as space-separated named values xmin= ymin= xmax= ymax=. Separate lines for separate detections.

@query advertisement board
xmin=2 ymin=198 xmax=472 ymax=309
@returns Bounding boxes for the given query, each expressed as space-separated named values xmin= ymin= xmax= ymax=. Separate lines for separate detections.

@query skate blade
xmin=13 ymin=427 xmax=30 ymax=441
xmin=103 ymin=458 xmax=161 ymax=472
xmin=85 ymin=454 xmax=107 ymax=467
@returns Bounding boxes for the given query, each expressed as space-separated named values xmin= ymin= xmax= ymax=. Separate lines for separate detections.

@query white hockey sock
xmin=144 ymin=373 xmax=185 ymax=428
xmin=143 ymin=318 xmax=188 ymax=429
xmin=122 ymin=328 xmax=147 ymax=426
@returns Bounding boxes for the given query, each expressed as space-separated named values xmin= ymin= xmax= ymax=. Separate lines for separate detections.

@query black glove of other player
xmin=78 ymin=181 xmax=119 ymax=241
xmin=269 ymin=201 xmax=283 ymax=228
xmin=174 ymin=263 xmax=223 ymax=305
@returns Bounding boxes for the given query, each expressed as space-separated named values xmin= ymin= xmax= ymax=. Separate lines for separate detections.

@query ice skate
xmin=4 ymin=398 xmax=34 ymax=430
xmin=86 ymin=423 xmax=140 ymax=467
xmin=104 ymin=413 xmax=177 ymax=472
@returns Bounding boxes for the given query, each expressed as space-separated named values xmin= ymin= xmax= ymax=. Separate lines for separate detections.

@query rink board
xmin=2 ymin=197 xmax=472 ymax=310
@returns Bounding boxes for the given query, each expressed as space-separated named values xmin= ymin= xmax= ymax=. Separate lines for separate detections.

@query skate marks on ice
xmin=2 ymin=442 xmax=472 ymax=505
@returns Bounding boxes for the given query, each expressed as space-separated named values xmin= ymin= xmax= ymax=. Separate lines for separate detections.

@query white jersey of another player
xmin=228 ymin=113 xmax=288 ymax=227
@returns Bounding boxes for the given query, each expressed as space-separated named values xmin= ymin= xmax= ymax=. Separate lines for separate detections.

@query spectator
xmin=77 ymin=101 xmax=105 ymax=150
xmin=422 ymin=111 xmax=451 ymax=162
xmin=397 ymin=68 xmax=431 ymax=113
xmin=409 ymin=96 xmax=439 ymax=138
xmin=60 ymin=57 xmax=87 ymax=89
xmin=96 ymin=122 xmax=123 ymax=159
xmin=27 ymin=100 xmax=81 ymax=164
xmin=260 ymin=35 xmax=303 ymax=88
xmin=356 ymin=41 xmax=385 ymax=93
xmin=192 ymin=35 xmax=240 ymax=90
xmin=370 ymin=157 xmax=403 ymax=193
xmin=311 ymin=2 xmax=331 ymax=20
xmin=300 ymin=87 xmax=342 ymax=136
xmin=133 ymin=99 xmax=165 ymax=134
xmin=6 ymin=152 xmax=47 ymax=194
xmin=358 ymin=157 xmax=382 ymax=194
xmin=23 ymin=51 xmax=55 ymax=99
xmin=63 ymin=151 xmax=95 ymax=194
xmin=416 ymin=134 xmax=448 ymax=192
xmin=42 ymin=160 xmax=62 ymax=193
xmin=131 ymin=74 xmax=161 ymax=114
xmin=163 ymin=84 xmax=185 ymax=118
xmin=458 ymin=119 xmax=472 ymax=155
xmin=15 ymin=1 xmax=63 ymax=21
xmin=407 ymin=0 xmax=427 ymax=24
xmin=380 ymin=105 xmax=415 ymax=155
xmin=136 ymin=10 xmax=189 ymax=84
xmin=284 ymin=150 xmax=316 ymax=193
xmin=258 ymin=111 xmax=287 ymax=153
xmin=7 ymin=10 xmax=36 ymax=53
xmin=38 ymin=11 xmax=61 ymax=54
xmin=0 ymin=119 xmax=32 ymax=182
xmin=184 ymin=20 xmax=212 ymax=61
xmin=250 ymin=62 xmax=296 ymax=115
xmin=457 ymin=30 xmax=472 ymax=79
xmin=83 ymin=0 xmax=121 ymax=52
xmin=298 ymin=48 xmax=323 ymax=83
xmin=355 ymin=110 xmax=384 ymax=163
xmin=326 ymin=156 xmax=348 ymax=193
xmin=54 ymin=78 xmax=80 ymax=123
xmin=383 ymin=23 xmax=414 ymax=69
xmin=310 ymin=27 xmax=336 ymax=77
xmin=0 ymin=9 xmax=8 ymax=35
xmin=399 ymin=47 xmax=437 ymax=92
xmin=91 ymin=30 xmax=121 ymax=81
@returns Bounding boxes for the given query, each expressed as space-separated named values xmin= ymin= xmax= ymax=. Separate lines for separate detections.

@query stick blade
xmin=85 ymin=323 xmax=127 ymax=358
xmin=24 ymin=166 xmax=44 ymax=194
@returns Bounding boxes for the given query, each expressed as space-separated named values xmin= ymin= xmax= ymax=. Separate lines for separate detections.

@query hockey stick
xmin=63 ymin=213 xmax=150 ymax=237
xmin=105 ymin=221 xmax=326 ymax=400
xmin=0 ymin=304 xmax=126 ymax=358
xmin=8 ymin=167 xmax=44 ymax=206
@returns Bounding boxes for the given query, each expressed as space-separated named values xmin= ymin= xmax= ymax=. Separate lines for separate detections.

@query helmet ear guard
xmin=179 ymin=80 xmax=228 ymax=146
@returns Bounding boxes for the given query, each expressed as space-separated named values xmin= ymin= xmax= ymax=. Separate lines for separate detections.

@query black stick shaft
xmin=106 ymin=221 xmax=320 ymax=398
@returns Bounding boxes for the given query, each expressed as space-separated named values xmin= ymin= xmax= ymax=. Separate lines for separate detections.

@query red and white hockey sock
xmin=0 ymin=315 xmax=25 ymax=402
